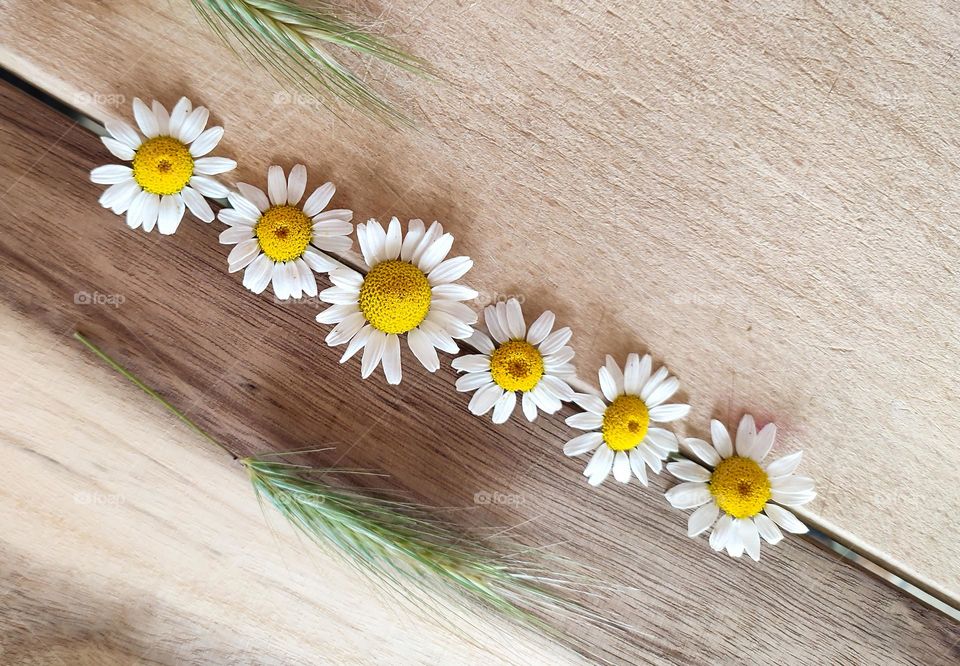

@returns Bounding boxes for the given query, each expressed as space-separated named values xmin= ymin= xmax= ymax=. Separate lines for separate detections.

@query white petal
xmin=572 ymin=393 xmax=607 ymax=415
xmin=726 ymin=521 xmax=745 ymax=558
xmin=303 ymin=247 xmax=341 ymax=273
xmin=529 ymin=383 xmax=561 ymax=414
xmin=526 ymin=311 xmax=555 ymax=345
xmin=328 ymin=268 xmax=364 ymax=291
xmin=417 ymin=233 xmax=454 ymax=274
xmin=484 ymin=305 xmax=509 ymax=343
xmin=770 ymin=476 xmax=816 ymax=495
xmin=763 ymin=504 xmax=808 ymax=534
xmin=427 ymin=256 xmax=473 ymax=286
xmin=431 ymin=283 xmax=478 ymax=302
xmin=410 ymin=221 xmax=442 ymax=266
xmin=565 ymin=412 xmax=602 ymax=430
xmin=664 ymin=482 xmax=711 ymax=509
xmin=189 ymin=175 xmax=228 ymax=198
xmin=628 ymin=448 xmax=649 ymax=486
xmin=604 ymin=355 xmax=624 ymax=395
xmin=505 ymin=298 xmax=526 ymax=339
xmin=311 ymin=234 xmax=352 ymax=253
xmin=271 ymin=261 xmax=290 ymax=300
xmin=771 ymin=490 xmax=817 ymax=507
xmin=286 ymin=164 xmax=307 ymax=205
xmin=384 ymin=217 xmax=402 ymax=259
xmin=243 ymin=255 xmax=273 ymax=294
xmin=180 ymin=185 xmax=214 ymax=222
xmin=645 ymin=376 xmax=679 ymax=408
xmin=640 ymin=367 xmax=669 ymax=401
xmin=612 ymin=451 xmax=631 ymax=483
xmin=224 ymin=192 xmax=261 ymax=222
xmin=468 ymin=383 xmax=503 ymax=416
xmin=491 ymin=391 xmax=516 ymax=424
xmin=101 ymin=137 xmax=135 ymax=160
xmin=408 ymin=327 xmax=439 ymax=372
xmin=179 ymin=106 xmax=209 ymax=144
xmin=296 ymin=258 xmax=317 ymax=297
xmin=563 ymin=432 xmax=603 ymax=456
xmin=586 ymin=446 xmax=615 ymax=486
xmin=382 ymin=334 xmax=402 ymax=385
xmin=320 ymin=286 xmax=361 ymax=305
xmin=637 ymin=444 xmax=663 ymax=474
xmin=267 ymin=165 xmax=287 ymax=205
xmin=431 ymin=300 xmax=477 ymax=326
xmin=648 ymin=403 xmax=690 ymax=423
xmin=539 ymin=375 xmax=574 ymax=403
xmin=710 ymin=514 xmax=734 ymax=551
xmin=754 ymin=513 xmax=784 ymax=545
xmin=667 ymin=460 xmax=711 ymax=482
xmin=400 ymin=218 xmax=425 ymax=261
xmin=521 ymin=392 xmax=538 ymax=422
xmin=455 ymin=371 xmax=493 ymax=392
xmin=598 ymin=366 xmax=618 ymax=402
xmin=188 ymin=126 xmax=224 ymax=157
xmin=682 ymin=438 xmax=721 ymax=467
xmin=124 ymin=190 xmax=149 ymax=229
xmin=341 ymin=325 xmax=372 ymax=363
xmin=315 ymin=303 xmax=359 ymax=325
xmin=622 ymin=353 xmax=643 ymax=394
xmin=167 ymin=97 xmax=191 ymax=136
xmin=751 ymin=423 xmax=777 ymax=462
xmin=741 ymin=519 xmax=762 ymax=561
xmin=736 ymin=414 xmax=757 ymax=457
xmin=219 ymin=225 xmax=254 ymax=244
xmin=90 ymin=164 xmax=133 ymax=184
xmin=451 ymin=354 xmax=490 ymax=373
xmin=193 ymin=156 xmax=236 ymax=175
xmin=361 ymin=329 xmax=387 ymax=379
xmin=419 ymin=320 xmax=459 ymax=354
xmin=151 ymin=101 xmax=169 ymax=134
xmin=645 ymin=428 xmax=679 ymax=455
xmin=711 ymin=420 xmax=733 ymax=458
xmin=688 ymin=501 xmax=719 ymax=537
xmin=236 ymin=183 xmax=270 ymax=212
xmin=227 ymin=238 xmax=260 ymax=272
xmin=157 ymin=194 xmax=185 ymax=235
xmin=104 ymin=119 xmax=141 ymax=149
xmin=140 ymin=193 xmax=160 ymax=232
xmin=286 ymin=261 xmax=303 ymax=300
xmin=303 ymin=182 xmax=335 ymax=217
xmin=326 ymin=312 xmax=367 ymax=345
xmin=538 ymin=327 xmax=572 ymax=356
xmin=425 ymin=310 xmax=473 ymax=340
xmin=313 ymin=219 xmax=353 ymax=237
xmin=765 ymin=451 xmax=803 ymax=479
xmin=132 ymin=98 xmax=159 ymax=137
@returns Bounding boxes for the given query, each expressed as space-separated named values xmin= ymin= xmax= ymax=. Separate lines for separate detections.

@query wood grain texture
xmin=0 ymin=79 xmax=957 ymax=665
xmin=0 ymin=309 xmax=584 ymax=666
xmin=2 ymin=0 xmax=958 ymax=597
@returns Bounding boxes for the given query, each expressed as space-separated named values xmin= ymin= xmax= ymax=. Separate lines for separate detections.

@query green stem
xmin=72 ymin=331 xmax=237 ymax=460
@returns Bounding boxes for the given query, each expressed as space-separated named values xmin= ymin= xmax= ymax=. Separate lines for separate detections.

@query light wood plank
xmin=0 ymin=308 xmax=583 ymax=665
xmin=0 ymin=78 xmax=957 ymax=665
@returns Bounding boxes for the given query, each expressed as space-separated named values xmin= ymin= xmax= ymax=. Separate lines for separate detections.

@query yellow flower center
xmin=489 ymin=340 xmax=544 ymax=392
xmin=358 ymin=260 xmax=432 ymax=334
xmin=601 ymin=395 xmax=650 ymax=451
xmin=255 ymin=205 xmax=313 ymax=263
xmin=709 ymin=456 xmax=771 ymax=519
xmin=131 ymin=136 xmax=194 ymax=195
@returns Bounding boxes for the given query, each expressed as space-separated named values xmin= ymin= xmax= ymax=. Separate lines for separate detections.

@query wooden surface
xmin=2 ymin=0 xmax=958 ymax=598
xmin=0 ymin=79 xmax=957 ymax=664
xmin=0 ymin=309 xmax=582 ymax=666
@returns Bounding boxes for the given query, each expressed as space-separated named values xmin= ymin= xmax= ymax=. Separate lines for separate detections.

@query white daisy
xmin=563 ymin=354 xmax=690 ymax=487
xmin=217 ymin=164 xmax=354 ymax=300
xmin=316 ymin=217 xmax=477 ymax=385
xmin=452 ymin=298 xmax=576 ymax=424
xmin=665 ymin=414 xmax=815 ymax=561
xmin=90 ymin=96 xmax=235 ymax=234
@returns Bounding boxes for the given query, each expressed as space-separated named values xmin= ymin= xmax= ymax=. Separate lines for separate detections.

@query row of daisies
xmin=90 ymin=97 xmax=816 ymax=562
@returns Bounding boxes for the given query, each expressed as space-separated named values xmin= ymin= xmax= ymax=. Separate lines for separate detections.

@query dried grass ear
xmin=191 ymin=0 xmax=431 ymax=128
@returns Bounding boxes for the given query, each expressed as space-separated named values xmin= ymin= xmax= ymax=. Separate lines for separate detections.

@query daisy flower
xmin=451 ymin=298 xmax=576 ymax=424
xmin=90 ymin=97 xmax=235 ymax=234
xmin=665 ymin=414 xmax=815 ymax=561
xmin=217 ymin=164 xmax=354 ymax=300
xmin=317 ymin=217 xmax=477 ymax=385
xmin=563 ymin=354 xmax=690 ymax=487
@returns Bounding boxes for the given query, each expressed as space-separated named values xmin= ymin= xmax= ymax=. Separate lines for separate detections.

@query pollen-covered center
xmin=131 ymin=136 xmax=194 ymax=195
xmin=255 ymin=205 xmax=313 ymax=263
xmin=709 ymin=456 xmax=771 ymax=519
xmin=489 ymin=340 xmax=544 ymax=392
xmin=358 ymin=260 xmax=432 ymax=334
xmin=601 ymin=395 xmax=650 ymax=451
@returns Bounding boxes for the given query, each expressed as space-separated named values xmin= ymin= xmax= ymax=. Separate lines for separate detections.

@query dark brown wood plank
xmin=0 ymin=79 xmax=956 ymax=665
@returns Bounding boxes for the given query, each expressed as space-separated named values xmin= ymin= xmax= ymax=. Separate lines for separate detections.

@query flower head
xmin=316 ymin=217 xmax=476 ymax=385
xmin=90 ymin=97 xmax=236 ymax=234
xmin=665 ymin=414 xmax=815 ymax=561
xmin=452 ymin=298 xmax=576 ymax=424
xmin=217 ymin=164 xmax=353 ymax=300
xmin=564 ymin=354 xmax=689 ymax=486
